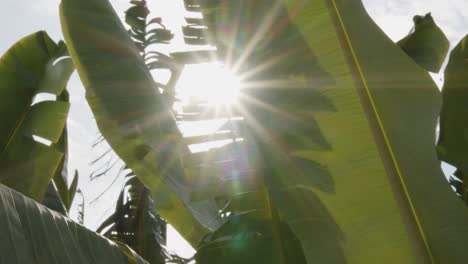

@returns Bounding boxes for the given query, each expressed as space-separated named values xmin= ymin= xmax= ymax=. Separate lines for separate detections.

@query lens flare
xmin=176 ymin=63 xmax=242 ymax=107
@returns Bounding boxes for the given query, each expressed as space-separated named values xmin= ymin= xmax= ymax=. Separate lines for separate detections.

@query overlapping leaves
xmin=0 ymin=31 xmax=73 ymax=201
xmin=180 ymin=0 xmax=468 ymax=263
xmin=60 ymin=0 xmax=224 ymax=245
xmin=97 ymin=173 xmax=168 ymax=264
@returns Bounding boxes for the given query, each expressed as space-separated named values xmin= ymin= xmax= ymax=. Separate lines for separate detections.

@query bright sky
xmin=1 ymin=0 xmax=467 ymax=259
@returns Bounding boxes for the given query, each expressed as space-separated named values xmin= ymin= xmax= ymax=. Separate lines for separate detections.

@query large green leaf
xmin=0 ymin=183 xmax=147 ymax=264
xmin=437 ymin=35 xmax=468 ymax=202
xmin=0 ymin=31 xmax=73 ymax=201
xmin=60 ymin=0 xmax=223 ymax=244
xmin=180 ymin=0 xmax=468 ymax=263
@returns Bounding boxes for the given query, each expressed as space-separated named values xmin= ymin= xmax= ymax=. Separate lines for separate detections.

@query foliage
xmin=0 ymin=183 xmax=147 ymax=264
xmin=97 ymin=173 xmax=168 ymax=264
xmin=1 ymin=1 xmax=468 ymax=264
xmin=181 ymin=0 xmax=468 ymax=263
xmin=437 ymin=35 xmax=468 ymax=203
xmin=0 ymin=31 xmax=72 ymax=201
xmin=0 ymin=30 xmax=152 ymax=263
xmin=60 ymin=0 xmax=224 ymax=245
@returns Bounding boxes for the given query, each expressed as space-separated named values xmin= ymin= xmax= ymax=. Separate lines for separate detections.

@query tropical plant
xmin=0 ymin=31 xmax=147 ymax=263
xmin=60 ymin=0 xmax=468 ymax=263
xmin=0 ymin=31 xmax=72 ymax=202
xmin=97 ymin=172 xmax=168 ymax=264
xmin=86 ymin=2 xmax=184 ymax=262
xmin=60 ymin=0 xmax=224 ymax=246
xmin=1 ymin=0 xmax=468 ymax=263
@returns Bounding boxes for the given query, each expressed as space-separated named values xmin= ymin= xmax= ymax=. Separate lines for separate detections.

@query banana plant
xmin=0 ymin=31 xmax=149 ymax=263
xmin=0 ymin=31 xmax=73 ymax=202
xmin=397 ymin=17 xmax=468 ymax=205
xmin=60 ymin=0 xmax=224 ymax=245
xmin=59 ymin=0 xmax=468 ymax=264
xmin=188 ymin=1 xmax=468 ymax=263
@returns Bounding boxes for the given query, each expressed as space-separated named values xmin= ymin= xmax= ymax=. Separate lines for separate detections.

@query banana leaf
xmin=0 ymin=31 xmax=73 ymax=201
xmin=181 ymin=0 xmax=468 ymax=263
xmin=0 ymin=183 xmax=147 ymax=264
xmin=60 ymin=0 xmax=223 ymax=245
xmin=97 ymin=174 xmax=168 ymax=264
xmin=437 ymin=35 xmax=468 ymax=202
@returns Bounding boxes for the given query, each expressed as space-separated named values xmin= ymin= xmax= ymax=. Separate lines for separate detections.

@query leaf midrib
xmin=326 ymin=0 xmax=434 ymax=262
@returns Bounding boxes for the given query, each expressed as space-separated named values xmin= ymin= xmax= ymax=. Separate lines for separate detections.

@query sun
xmin=176 ymin=63 xmax=243 ymax=107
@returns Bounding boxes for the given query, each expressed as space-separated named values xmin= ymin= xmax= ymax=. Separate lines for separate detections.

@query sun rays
xmin=176 ymin=63 xmax=243 ymax=107
xmin=171 ymin=0 xmax=304 ymax=157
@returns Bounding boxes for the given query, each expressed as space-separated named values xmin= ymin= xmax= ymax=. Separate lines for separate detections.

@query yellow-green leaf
xmin=182 ymin=0 xmax=468 ymax=263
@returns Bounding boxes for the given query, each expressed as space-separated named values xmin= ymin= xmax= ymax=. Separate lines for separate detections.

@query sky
xmin=0 ymin=0 xmax=467 ymax=258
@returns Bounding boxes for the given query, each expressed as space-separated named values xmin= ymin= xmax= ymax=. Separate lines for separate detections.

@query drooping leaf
xmin=182 ymin=0 xmax=468 ymax=263
xmin=0 ymin=31 xmax=73 ymax=201
xmin=60 ymin=0 xmax=223 ymax=245
xmin=97 ymin=174 xmax=168 ymax=264
xmin=437 ymin=35 xmax=468 ymax=203
xmin=0 ymin=183 xmax=148 ymax=264
xmin=397 ymin=13 xmax=450 ymax=73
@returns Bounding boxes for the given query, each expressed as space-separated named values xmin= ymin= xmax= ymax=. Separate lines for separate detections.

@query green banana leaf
xmin=0 ymin=183 xmax=148 ymax=264
xmin=437 ymin=35 xmax=468 ymax=202
xmin=181 ymin=0 xmax=468 ymax=263
xmin=0 ymin=31 xmax=73 ymax=201
xmin=397 ymin=13 xmax=450 ymax=73
xmin=60 ymin=0 xmax=223 ymax=245
xmin=258 ymin=0 xmax=468 ymax=263
xmin=97 ymin=174 xmax=167 ymax=264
